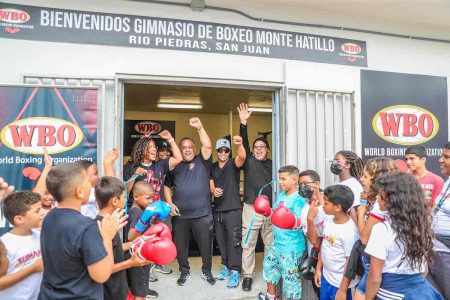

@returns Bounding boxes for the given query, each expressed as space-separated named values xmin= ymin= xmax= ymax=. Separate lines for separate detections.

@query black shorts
xmin=126 ymin=252 xmax=150 ymax=297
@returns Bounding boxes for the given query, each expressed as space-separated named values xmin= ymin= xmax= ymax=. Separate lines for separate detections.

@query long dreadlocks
xmin=337 ymin=150 xmax=364 ymax=179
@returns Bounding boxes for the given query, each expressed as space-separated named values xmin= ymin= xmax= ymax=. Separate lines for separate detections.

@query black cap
xmin=156 ymin=138 xmax=171 ymax=150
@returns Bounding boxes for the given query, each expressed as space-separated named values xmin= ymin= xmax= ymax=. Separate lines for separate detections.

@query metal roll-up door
xmin=286 ymin=89 xmax=355 ymax=187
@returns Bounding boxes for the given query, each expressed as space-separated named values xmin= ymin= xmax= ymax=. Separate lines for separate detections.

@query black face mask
xmin=330 ymin=163 xmax=342 ymax=175
xmin=299 ymin=184 xmax=314 ymax=199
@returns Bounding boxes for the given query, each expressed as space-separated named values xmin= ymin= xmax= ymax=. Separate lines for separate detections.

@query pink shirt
xmin=418 ymin=172 xmax=445 ymax=206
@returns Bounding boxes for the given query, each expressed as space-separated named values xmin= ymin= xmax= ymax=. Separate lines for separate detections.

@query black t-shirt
xmin=38 ymin=209 xmax=107 ymax=300
xmin=211 ymin=158 xmax=242 ymax=211
xmin=123 ymin=159 xmax=170 ymax=206
xmin=240 ymin=123 xmax=273 ymax=205
xmin=123 ymin=206 xmax=146 ymax=243
xmin=165 ymin=154 xmax=212 ymax=219
xmin=95 ymin=215 xmax=128 ymax=300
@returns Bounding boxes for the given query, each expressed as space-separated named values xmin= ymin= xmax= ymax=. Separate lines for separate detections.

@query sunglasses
xmin=217 ymin=148 xmax=230 ymax=154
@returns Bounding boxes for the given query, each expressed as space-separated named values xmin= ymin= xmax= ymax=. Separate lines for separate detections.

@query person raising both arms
xmin=237 ymin=103 xmax=273 ymax=292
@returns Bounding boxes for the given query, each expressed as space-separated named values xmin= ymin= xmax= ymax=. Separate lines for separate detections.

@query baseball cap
xmin=216 ymin=138 xmax=231 ymax=150
xmin=156 ymin=139 xmax=171 ymax=150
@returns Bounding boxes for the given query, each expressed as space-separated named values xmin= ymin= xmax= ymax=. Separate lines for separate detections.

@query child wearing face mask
xmin=330 ymin=150 xmax=364 ymax=222
xmin=298 ymin=170 xmax=326 ymax=297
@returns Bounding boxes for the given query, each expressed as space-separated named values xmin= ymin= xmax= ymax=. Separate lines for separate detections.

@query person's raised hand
xmin=159 ymin=130 xmax=173 ymax=140
xmin=237 ymin=103 xmax=252 ymax=124
xmin=104 ymin=148 xmax=119 ymax=166
xmin=0 ymin=177 xmax=14 ymax=203
xmin=43 ymin=147 xmax=52 ymax=169
xmin=232 ymin=135 xmax=243 ymax=145
xmin=189 ymin=117 xmax=203 ymax=130
xmin=307 ymin=199 xmax=319 ymax=221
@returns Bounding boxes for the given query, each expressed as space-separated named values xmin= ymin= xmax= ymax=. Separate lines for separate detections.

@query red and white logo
xmin=134 ymin=121 xmax=162 ymax=135
xmin=372 ymin=105 xmax=439 ymax=145
xmin=0 ymin=117 xmax=84 ymax=154
xmin=0 ymin=8 xmax=30 ymax=24
xmin=341 ymin=43 xmax=362 ymax=55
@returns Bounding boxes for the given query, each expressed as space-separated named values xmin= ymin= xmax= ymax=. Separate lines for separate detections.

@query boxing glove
xmin=270 ymin=205 xmax=301 ymax=230
xmin=142 ymin=223 xmax=172 ymax=240
xmin=254 ymin=195 xmax=272 ymax=217
xmin=139 ymin=237 xmax=177 ymax=266
xmin=135 ymin=200 xmax=172 ymax=232
xmin=300 ymin=244 xmax=320 ymax=280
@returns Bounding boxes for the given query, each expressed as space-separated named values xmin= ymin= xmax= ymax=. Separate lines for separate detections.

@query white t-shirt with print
xmin=0 ymin=229 xmax=42 ymax=300
xmin=339 ymin=177 xmax=363 ymax=208
xmin=301 ymin=202 xmax=328 ymax=252
xmin=321 ymin=217 xmax=359 ymax=288
xmin=365 ymin=220 xmax=425 ymax=274
xmin=432 ymin=178 xmax=450 ymax=253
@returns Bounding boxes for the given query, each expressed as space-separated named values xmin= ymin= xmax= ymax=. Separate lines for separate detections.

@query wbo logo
xmin=134 ymin=121 xmax=162 ymax=135
xmin=372 ymin=105 xmax=439 ymax=145
xmin=341 ymin=43 xmax=362 ymax=55
xmin=0 ymin=117 xmax=84 ymax=154
xmin=0 ymin=8 xmax=30 ymax=24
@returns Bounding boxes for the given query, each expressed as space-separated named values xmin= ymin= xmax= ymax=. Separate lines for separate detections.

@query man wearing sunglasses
xmin=210 ymin=136 xmax=246 ymax=288
xmin=237 ymin=103 xmax=273 ymax=292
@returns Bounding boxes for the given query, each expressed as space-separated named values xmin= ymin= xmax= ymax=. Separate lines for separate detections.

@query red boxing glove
xmin=139 ymin=237 xmax=177 ymax=266
xmin=270 ymin=205 xmax=301 ymax=230
xmin=143 ymin=223 xmax=172 ymax=240
xmin=254 ymin=195 xmax=272 ymax=217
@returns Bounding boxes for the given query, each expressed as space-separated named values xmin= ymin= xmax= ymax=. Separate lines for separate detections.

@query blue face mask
xmin=360 ymin=198 xmax=368 ymax=205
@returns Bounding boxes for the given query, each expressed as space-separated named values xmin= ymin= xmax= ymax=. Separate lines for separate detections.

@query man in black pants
xmin=164 ymin=117 xmax=215 ymax=286
xmin=210 ymin=136 xmax=246 ymax=288
xmin=238 ymin=103 xmax=273 ymax=292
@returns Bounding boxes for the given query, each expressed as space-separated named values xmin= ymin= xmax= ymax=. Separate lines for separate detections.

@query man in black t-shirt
xmin=237 ymin=103 xmax=273 ymax=292
xmin=164 ymin=117 xmax=215 ymax=286
xmin=210 ymin=136 xmax=246 ymax=288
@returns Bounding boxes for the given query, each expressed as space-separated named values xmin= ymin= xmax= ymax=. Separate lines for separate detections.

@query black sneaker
xmin=242 ymin=277 xmax=253 ymax=291
xmin=202 ymin=272 xmax=216 ymax=285
xmin=177 ymin=272 xmax=190 ymax=286
xmin=147 ymin=289 xmax=158 ymax=298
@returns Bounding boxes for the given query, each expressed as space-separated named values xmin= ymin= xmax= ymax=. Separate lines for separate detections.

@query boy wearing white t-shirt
xmin=0 ymin=191 xmax=43 ymax=300
xmin=308 ymin=185 xmax=359 ymax=300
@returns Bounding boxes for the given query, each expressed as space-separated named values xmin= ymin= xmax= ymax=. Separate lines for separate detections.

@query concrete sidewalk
xmin=149 ymin=254 xmax=266 ymax=300
xmin=149 ymin=253 xmax=318 ymax=300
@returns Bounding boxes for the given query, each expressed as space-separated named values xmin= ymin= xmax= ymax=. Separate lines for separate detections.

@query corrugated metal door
xmin=286 ymin=89 xmax=355 ymax=187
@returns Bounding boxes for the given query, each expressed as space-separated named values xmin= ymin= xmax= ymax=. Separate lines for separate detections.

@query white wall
xmin=1 ymin=0 xmax=449 ymax=162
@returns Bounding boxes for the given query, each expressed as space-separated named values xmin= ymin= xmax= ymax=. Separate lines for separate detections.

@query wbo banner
xmin=0 ymin=3 xmax=367 ymax=66
xmin=0 ymin=86 xmax=97 ymax=234
xmin=123 ymin=120 xmax=175 ymax=156
xmin=0 ymin=86 xmax=97 ymax=189
xmin=361 ymin=70 xmax=448 ymax=175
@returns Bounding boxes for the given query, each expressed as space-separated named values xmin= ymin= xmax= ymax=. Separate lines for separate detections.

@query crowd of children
xmin=0 ymin=129 xmax=449 ymax=300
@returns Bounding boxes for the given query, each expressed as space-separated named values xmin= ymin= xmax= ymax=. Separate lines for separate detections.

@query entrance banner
xmin=0 ymin=86 xmax=97 ymax=234
xmin=0 ymin=2 xmax=367 ymax=66
xmin=361 ymin=70 xmax=448 ymax=175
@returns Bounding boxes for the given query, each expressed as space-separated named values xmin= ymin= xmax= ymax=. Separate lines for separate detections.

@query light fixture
xmin=249 ymin=107 xmax=272 ymax=113
xmin=157 ymin=103 xmax=203 ymax=109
